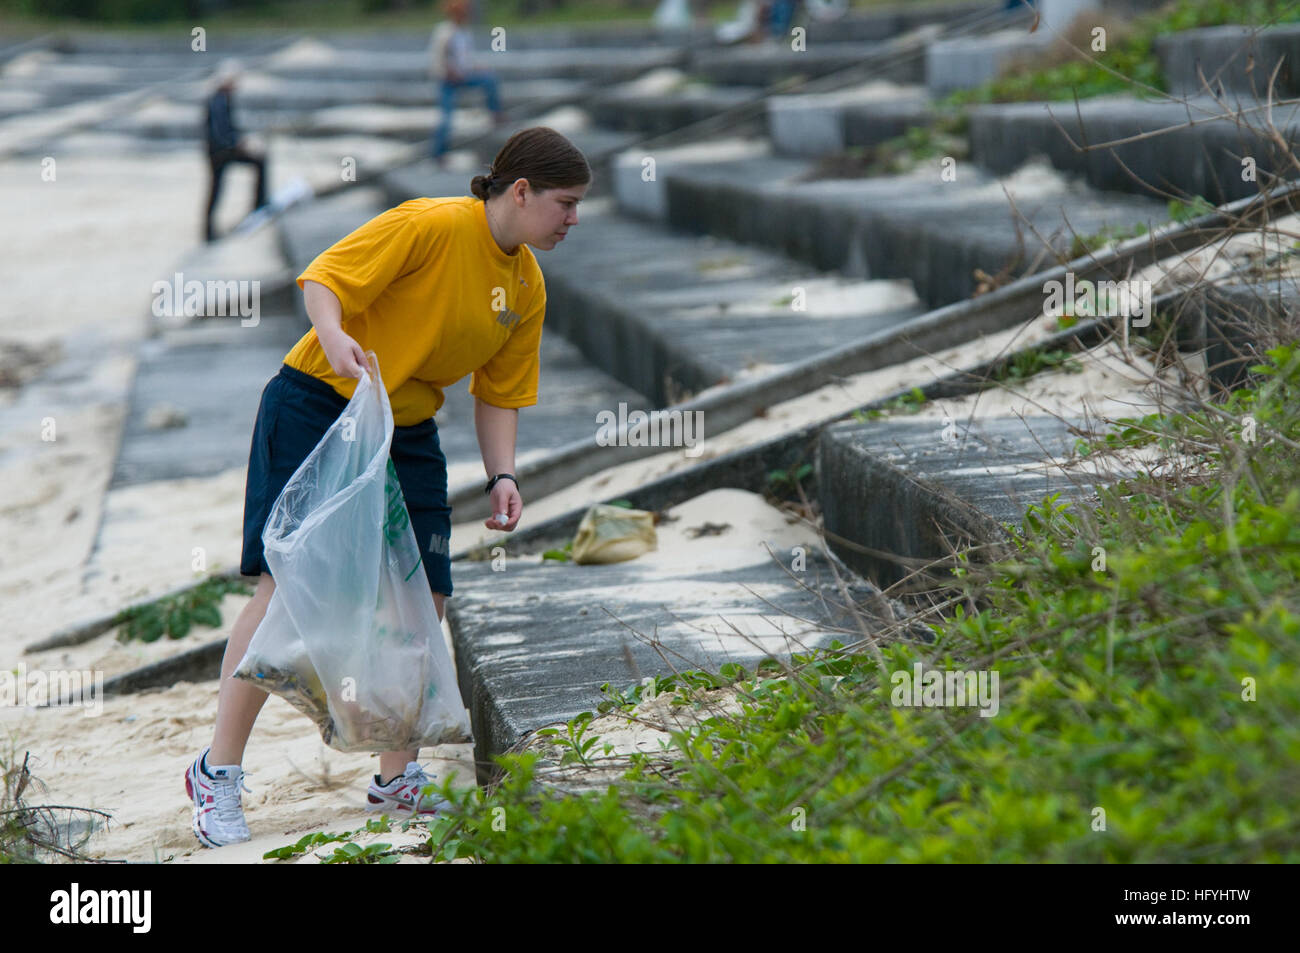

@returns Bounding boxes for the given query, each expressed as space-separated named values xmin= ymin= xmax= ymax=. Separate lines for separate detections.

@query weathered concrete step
xmin=818 ymin=414 xmax=1108 ymax=590
xmin=109 ymin=315 xmax=307 ymax=488
xmin=589 ymin=80 xmax=760 ymax=138
xmin=0 ymin=86 xmax=45 ymax=121
xmin=1163 ymin=277 xmax=1300 ymax=396
xmin=275 ymin=184 xmax=650 ymax=473
xmin=33 ymin=33 xmax=283 ymax=55
xmin=625 ymin=144 xmax=1167 ymax=308
xmin=768 ymin=83 xmax=935 ymax=157
xmin=102 ymin=78 xmax=585 ymax=142
xmin=522 ymin=203 xmax=927 ymax=405
xmin=1156 ymin=23 xmax=1300 ymax=99
xmin=445 ymin=487 xmax=907 ymax=781
xmin=926 ymin=26 xmax=1052 ymax=96
xmin=685 ymin=39 xmax=924 ymax=88
xmin=262 ymin=46 xmax=684 ymax=85
xmin=968 ymin=96 xmax=1300 ymax=206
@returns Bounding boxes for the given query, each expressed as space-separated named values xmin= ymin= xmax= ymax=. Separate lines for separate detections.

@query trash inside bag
xmin=234 ymin=355 xmax=472 ymax=752
xmin=570 ymin=503 xmax=658 ymax=564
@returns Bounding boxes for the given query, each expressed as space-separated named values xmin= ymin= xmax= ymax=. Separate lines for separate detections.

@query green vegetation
xmin=814 ymin=113 xmax=970 ymax=180
xmin=764 ymin=461 xmax=813 ymax=500
xmin=853 ymin=386 xmax=929 ymax=421
xmin=114 ymin=575 xmax=251 ymax=643
xmin=989 ymin=347 xmax=1084 ymax=383
xmin=1169 ymin=195 xmax=1219 ymax=223
xmin=1067 ymin=197 xmax=1216 ymax=260
xmin=264 ymin=815 xmax=395 ymax=861
xmin=946 ymin=0 xmax=1300 ymax=106
xmin=1069 ymin=222 xmax=1150 ymax=259
xmin=414 ymin=343 xmax=1300 ymax=862
xmin=541 ymin=540 xmax=573 ymax=561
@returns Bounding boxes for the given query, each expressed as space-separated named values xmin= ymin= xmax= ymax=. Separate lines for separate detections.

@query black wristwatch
xmin=485 ymin=473 xmax=519 ymax=495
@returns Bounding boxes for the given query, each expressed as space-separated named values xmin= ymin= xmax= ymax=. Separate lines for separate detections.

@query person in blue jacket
xmin=204 ymin=61 xmax=268 ymax=243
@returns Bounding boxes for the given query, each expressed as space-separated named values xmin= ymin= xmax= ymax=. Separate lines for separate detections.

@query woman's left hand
xmin=484 ymin=481 xmax=522 ymax=531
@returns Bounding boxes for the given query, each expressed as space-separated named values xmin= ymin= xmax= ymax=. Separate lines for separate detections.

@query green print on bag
xmin=383 ymin=459 xmax=409 ymax=544
xmin=383 ymin=459 xmax=424 ymax=582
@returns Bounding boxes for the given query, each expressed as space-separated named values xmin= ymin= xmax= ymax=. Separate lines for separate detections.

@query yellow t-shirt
xmin=286 ymin=195 xmax=546 ymax=427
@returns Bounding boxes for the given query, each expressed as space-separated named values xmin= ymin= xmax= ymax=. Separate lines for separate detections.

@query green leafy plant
xmin=765 ymin=463 xmax=814 ymax=499
xmin=535 ymin=711 xmax=601 ymax=767
xmin=990 ymin=348 xmax=1084 ymax=384
xmin=263 ymin=815 xmax=392 ymax=861
xmin=115 ymin=576 xmax=252 ymax=643
xmin=542 ymin=540 xmax=573 ymax=562
xmin=319 ymin=841 xmax=400 ymax=864
xmin=853 ymin=387 xmax=930 ymax=421
xmin=1069 ymin=222 xmax=1150 ymax=259
xmin=1168 ymin=195 xmax=1218 ymax=223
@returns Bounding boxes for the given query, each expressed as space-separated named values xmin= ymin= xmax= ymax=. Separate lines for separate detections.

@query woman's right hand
xmin=318 ymin=327 xmax=368 ymax=379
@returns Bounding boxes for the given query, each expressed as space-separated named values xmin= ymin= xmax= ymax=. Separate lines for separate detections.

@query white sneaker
xmin=185 ymin=746 xmax=252 ymax=847
xmin=365 ymin=761 xmax=452 ymax=817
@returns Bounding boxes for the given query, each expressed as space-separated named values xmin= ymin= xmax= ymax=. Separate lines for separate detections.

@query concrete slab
xmin=689 ymin=39 xmax=924 ymax=87
xmin=818 ymin=414 xmax=1105 ymax=589
xmin=842 ymin=90 xmax=938 ymax=149
xmin=1167 ymin=278 xmax=1300 ymax=396
xmin=590 ymin=84 xmax=759 ymax=139
xmin=968 ymin=95 xmax=1300 ymax=205
xmin=277 ymin=186 xmax=389 ymax=317
xmin=108 ymin=316 xmax=306 ymax=488
xmin=445 ymin=487 xmax=904 ymax=779
xmin=926 ymin=29 xmax=1054 ymax=96
xmin=262 ymin=44 xmax=683 ymax=85
xmin=768 ymin=83 xmax=933 ymax=157
xmin=1156 ymin=24 xmax=1300 ymax=100
xmin=528 ymin=199 xmax=926 ymax=403
xmin=656 ymin=149 xmax=1168 ymax=307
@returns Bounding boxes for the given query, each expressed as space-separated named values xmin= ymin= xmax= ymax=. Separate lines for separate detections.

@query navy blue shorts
xmin=240 ymin=364 xmax=453 ymax=597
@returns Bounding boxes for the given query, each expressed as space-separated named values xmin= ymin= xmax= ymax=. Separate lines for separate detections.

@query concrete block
xmin=926 ymin=29 xmax=1054 ymax=96
xmin=818 ymin=415 xmax=1102 ymax=589
xmin=1156 ymin=24 xmax=1300 ymax=100
xmin=445 ymin=489 xmax=897 ymax=780
xmin=968 ymin=96 xmax=1300 ymax=205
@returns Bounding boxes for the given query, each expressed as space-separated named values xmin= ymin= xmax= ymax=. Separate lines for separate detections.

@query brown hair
xmin=470 ymin=126 xmax=592 ymax=201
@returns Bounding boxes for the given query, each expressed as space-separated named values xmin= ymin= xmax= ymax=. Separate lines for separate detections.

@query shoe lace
xmin=401 ymin=764 xmax=438 ymax=805
xmin=212 ymin=771 xmax=252 ymax=825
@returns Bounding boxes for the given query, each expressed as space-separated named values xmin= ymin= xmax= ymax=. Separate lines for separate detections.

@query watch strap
xmin=485 ymin=473 xmax=518 ymax=495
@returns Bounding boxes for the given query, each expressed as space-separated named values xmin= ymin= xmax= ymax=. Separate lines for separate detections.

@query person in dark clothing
xmin=204 ymin=62 xmax=268 ymax=243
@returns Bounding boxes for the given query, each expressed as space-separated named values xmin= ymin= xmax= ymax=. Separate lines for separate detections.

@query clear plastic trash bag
xmin=234 ymin=355 xmax=473 ymax=752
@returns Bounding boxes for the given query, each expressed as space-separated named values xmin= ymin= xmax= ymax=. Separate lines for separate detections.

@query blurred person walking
xmin=429 ymin=0 xmax=507 ymax=166
xmin=203 ymin=60 xmax=268 ymax=243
